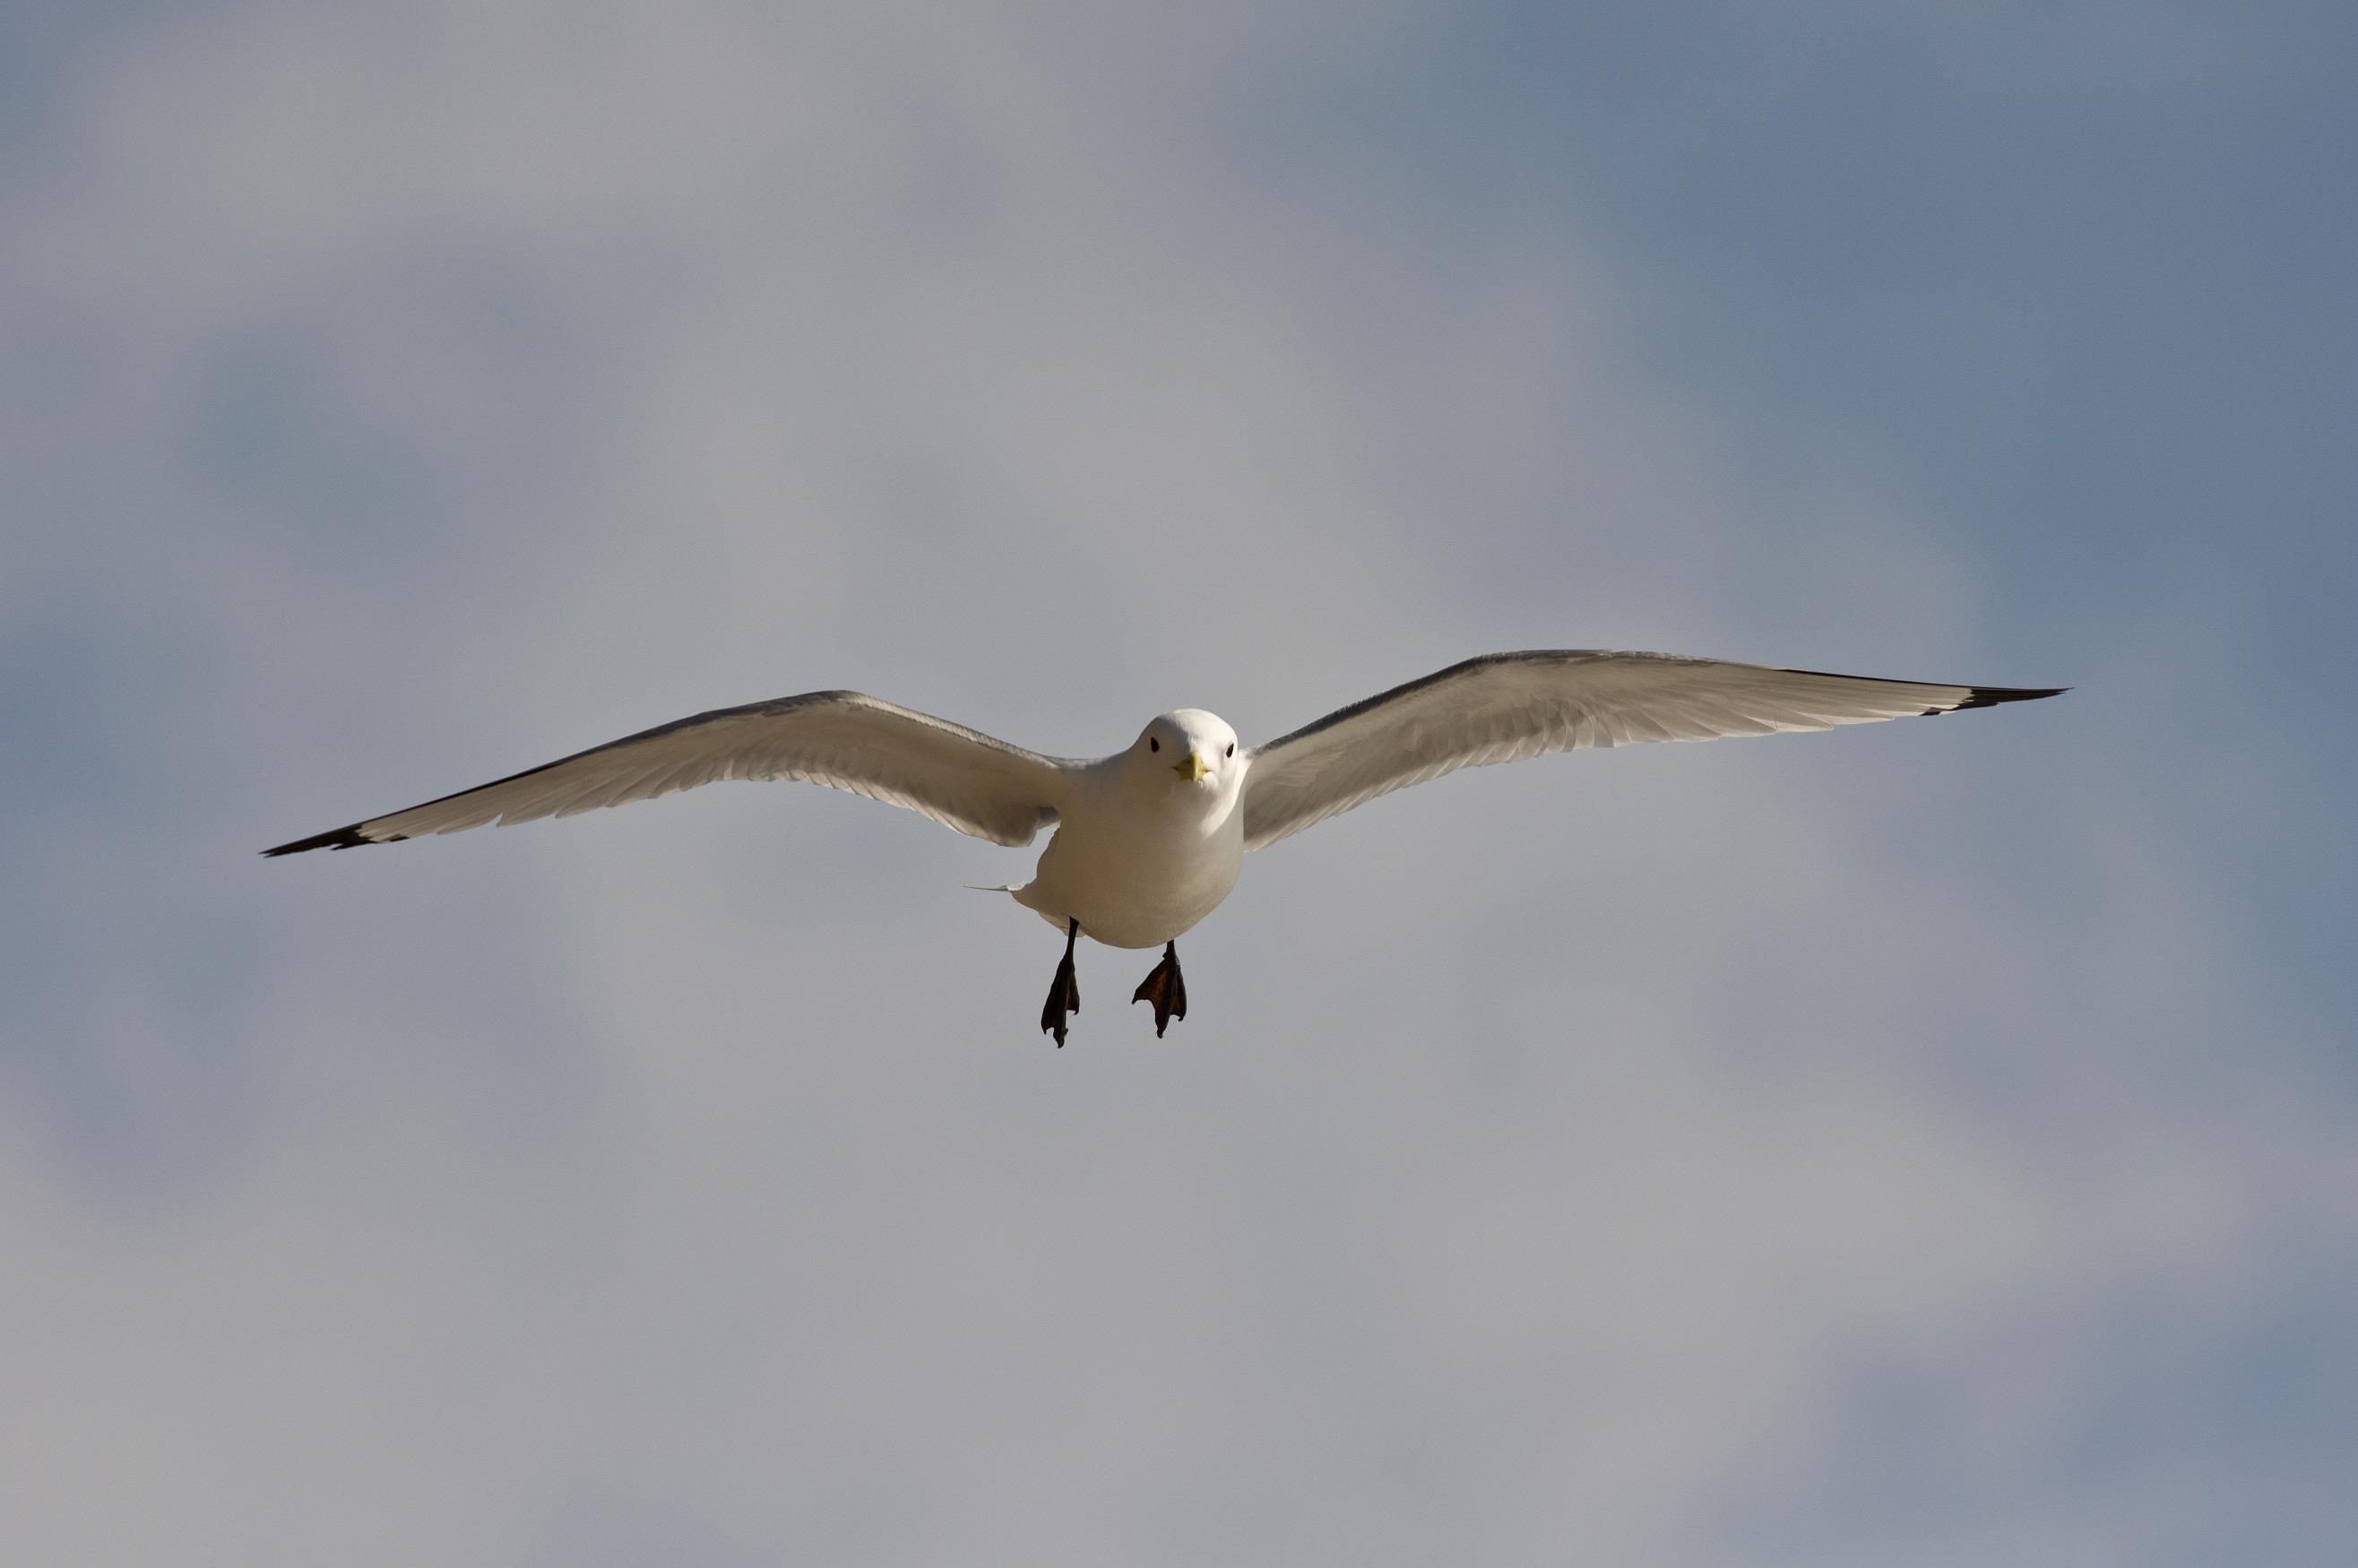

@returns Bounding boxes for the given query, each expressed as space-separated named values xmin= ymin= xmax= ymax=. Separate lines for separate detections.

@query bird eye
xmin=1149 ymin=737 xmax=1160 ymax=752
xmin=1226 ymin=743 xmax=1234 ymax=756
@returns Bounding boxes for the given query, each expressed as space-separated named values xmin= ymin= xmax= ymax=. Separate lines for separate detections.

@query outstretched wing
xmin=1241 ymin=650 xmax=2063 ymax=851
xmin=264 ymin=691 xmax=1079 ymax=855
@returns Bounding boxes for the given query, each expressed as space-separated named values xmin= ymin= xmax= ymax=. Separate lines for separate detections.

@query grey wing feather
xmin=264 ymin=691 xmax=1078 ymax=855
xmin=1240 ymin=650 xmax=2063 ymax=851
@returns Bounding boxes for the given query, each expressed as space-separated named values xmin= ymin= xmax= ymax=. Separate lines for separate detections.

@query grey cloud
xmin=3 ymin=2 xmax=2351 ymax=1564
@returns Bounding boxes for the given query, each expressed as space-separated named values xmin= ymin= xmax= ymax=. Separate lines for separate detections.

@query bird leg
xmin=1130 ymin=942 xmax=1188 ymax=1038
xmin=1041 ymin=918 xmax=1082 ymax=1047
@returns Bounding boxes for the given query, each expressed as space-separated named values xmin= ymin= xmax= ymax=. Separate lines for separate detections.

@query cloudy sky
xmin=4 ymin=2 xmax=2354 ymax=1563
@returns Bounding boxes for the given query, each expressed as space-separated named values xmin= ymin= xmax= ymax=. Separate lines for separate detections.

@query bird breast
xmin=1023 ymin=780 xmax=1244 ymax=949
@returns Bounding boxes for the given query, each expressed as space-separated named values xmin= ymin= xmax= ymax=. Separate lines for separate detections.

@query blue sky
xmin=4 ymin=3 xmax=2354 ymax=1564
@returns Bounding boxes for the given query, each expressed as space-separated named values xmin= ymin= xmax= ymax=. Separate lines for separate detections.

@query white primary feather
xmin=1239 ymin=650 xmax=2063 ymax=851
xmin=263 ymin=691 xmax=1079 ymax=855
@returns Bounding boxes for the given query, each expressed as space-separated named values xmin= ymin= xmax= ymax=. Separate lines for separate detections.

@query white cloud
xmin=3 ymin=2 xmax=2350 ymax=1564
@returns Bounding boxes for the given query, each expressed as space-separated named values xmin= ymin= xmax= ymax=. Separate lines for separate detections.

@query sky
xmin=4 ymin=1 xmax=2354 ymax=1564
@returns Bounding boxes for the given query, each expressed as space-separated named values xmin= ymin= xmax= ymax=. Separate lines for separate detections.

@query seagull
xmin=265 ymin=650 xmax=2063 ymax=1044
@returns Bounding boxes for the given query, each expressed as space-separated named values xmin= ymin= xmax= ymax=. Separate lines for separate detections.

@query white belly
xmin=1014 ymin=794 xmax=1243 ymax=950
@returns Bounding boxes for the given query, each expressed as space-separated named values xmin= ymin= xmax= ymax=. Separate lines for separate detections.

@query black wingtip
xmin=1938 ymin=685 xmax=2069 ymax=714
xmin=261 ymin=824 xmax=403 ymax=857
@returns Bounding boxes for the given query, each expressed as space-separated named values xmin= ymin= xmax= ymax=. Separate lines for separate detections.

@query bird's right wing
xmin=1241 ymin=650 xmax=2064 ymax=850
xmin=264 ymin=691 xmax=1081 ymax=855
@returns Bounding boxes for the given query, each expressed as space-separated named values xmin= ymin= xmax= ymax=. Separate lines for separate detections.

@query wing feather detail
xmin=264 ymin=691 xmax=1077 ymax=855
xmin=1240 ymin=650 xmax=2062 ymax=851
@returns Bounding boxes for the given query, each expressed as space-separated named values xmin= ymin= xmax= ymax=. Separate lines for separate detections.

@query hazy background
xmin=4 ymin=2 xmax=2354 ymax=1564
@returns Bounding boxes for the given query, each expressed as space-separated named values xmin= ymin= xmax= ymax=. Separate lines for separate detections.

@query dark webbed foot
xmin=1041 ymin=918 xmax=1082 ymax=1047
xmin=1130 ymin=942 xmax=1188 ymax=1038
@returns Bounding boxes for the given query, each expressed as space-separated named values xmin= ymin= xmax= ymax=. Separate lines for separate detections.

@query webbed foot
xmin=1129 ymin=942 xmax=1188 ymax=1038
xmin=1041 ymin=918 xmax=1082 ymax=1047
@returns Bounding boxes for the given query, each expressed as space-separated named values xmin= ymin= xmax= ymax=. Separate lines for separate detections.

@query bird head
xmin=1133 ymin=710 xmax=1240 ymax=797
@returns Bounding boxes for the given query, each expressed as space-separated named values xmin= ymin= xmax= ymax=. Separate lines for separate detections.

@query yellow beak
xmin=1173 ymin=750 xmax=1212 ymax=782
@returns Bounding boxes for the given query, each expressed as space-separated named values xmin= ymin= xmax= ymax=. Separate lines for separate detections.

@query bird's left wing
xmin=1241 ymin=650 xmax=2064 ymax=851
xmin=264 ymin=691 xmax=1080 ymax=855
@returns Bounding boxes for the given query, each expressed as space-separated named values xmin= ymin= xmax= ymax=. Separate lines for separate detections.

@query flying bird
xmin=265 ymin=650 xmax=2063 ymax=1044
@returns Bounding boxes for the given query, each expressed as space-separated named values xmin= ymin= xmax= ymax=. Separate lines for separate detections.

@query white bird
xmin=265 ymin=650 xmax=2063 ymax=1044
